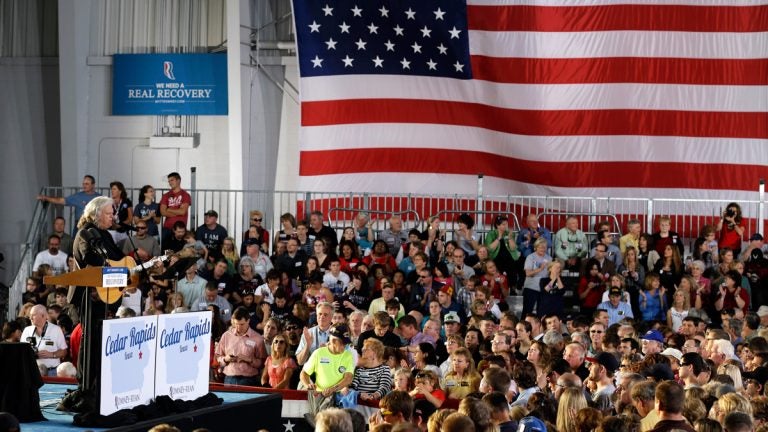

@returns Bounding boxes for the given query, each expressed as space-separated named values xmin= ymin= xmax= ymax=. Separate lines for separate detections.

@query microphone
xmin=118 ymin=222 xmax=138 ymax=232
xmin=84 ymin=227 xmax=109 ymax=258
xmin=86 ymin=228 xmax=105 ymax=245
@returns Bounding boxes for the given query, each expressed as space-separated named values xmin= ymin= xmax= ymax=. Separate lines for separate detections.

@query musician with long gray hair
xmin=62 ymin=196 xmax=126 ymax=413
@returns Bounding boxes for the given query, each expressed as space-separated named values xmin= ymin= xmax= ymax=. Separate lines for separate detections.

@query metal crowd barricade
xmin=432 ymin=209 xmax=521 ymax=243
xmin=7 ymin=187 xmax=768 ymax=321
xmin=327 ymin=207 xmax=421 ymax=239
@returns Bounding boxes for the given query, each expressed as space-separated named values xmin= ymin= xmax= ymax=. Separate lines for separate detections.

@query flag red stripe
xmin=299 ymin=148 xmax=768 ymax=191
xmin=470 ymin=56 xmax=768 ymax=85
xmin=467 ymin=4 xmax=768 ymax=32
xmin=301 ymin=100 xmax=768 ymax=139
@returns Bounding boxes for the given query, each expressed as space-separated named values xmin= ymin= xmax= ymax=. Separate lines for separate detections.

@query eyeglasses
xmin=136 ymin=226 xmax=148 ymax=230
xmin=590 ymin=330 xmax=604 ymax=334
xmin=285 ymin=326 xmax=299 ymax=331
xmin=252 ymin=218 xmax=263 ymax=222
xmin=379 ymin=409 xmax=394 ymax=417
xmin=272 ymin=340 xmax=286 ymax=344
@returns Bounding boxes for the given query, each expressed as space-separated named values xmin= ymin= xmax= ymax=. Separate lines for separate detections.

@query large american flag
xmin=291 ymin=0 xmax=768 ymax=199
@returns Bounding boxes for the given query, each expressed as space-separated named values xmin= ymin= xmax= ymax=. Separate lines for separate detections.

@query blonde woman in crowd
xmin=443 ymin=347 xmax=481 ymax=399
xmin=712 ymin=392 xmax=752 ymax=425
xmin=557 ymin=387 xmax=589 ymax=432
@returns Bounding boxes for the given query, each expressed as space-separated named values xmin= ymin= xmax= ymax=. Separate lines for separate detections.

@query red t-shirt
xmin=160 ymin=189 xmax=192 ymax=229
xmin=718 ymin=224 xmax=742 ymax=251
xmin=413 ymin=388 xmax=446 ymax=407
xmin=70 ymin=323 xmax=82 ymax=367
xmin=578 ymin=276 xmax=604 ymax=309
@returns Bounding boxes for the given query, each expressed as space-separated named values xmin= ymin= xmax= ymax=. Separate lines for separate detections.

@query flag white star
xmin=384 ymin=40 xmax=395 ymax=51
xmin=405 ymin=8 xmax=416 ymax=20
xmin=437 ymin=44 xmax=448 ymax=55
xmin=449 ymin=26 xmax=462 ymax=39
xmin=393 ymin=25 xmax=404 ymax=36
xmin=434 ymin=8 xmax=446 ymax=20
xmin=367 ymin=23 xmax=379 ymax=34
xmin=372 ymin=56 xmax=384 ymax=68
xmin=325 ymin=38 xmax=337 ymax=50
xmin=427 ymin=59 xmax=437 ymax=70
xmin=342 ymin=55 xmax=354 ymax=67
xmin=411 ymin=42 xmax=422 ymax=53
xmin=311 ymin=55 xmax=323 ymax=68
xmin=283 ymin=420 xmax=296 ymax=432
xmin=351 ymin=5 xmax=363 ymax=17
xmin=401 ymin=58 xmax=411 ymax=69
xmin=339 ymin=22 xmax=350 ymax=33
xmin=308 ymin=21 xmax=321 ymax=33
xmin=420 ymin=26 xmax=432 ymax=38
xmin=322 ymin=5 xmax=333 ymax=16
xmin=453 ymin=61 xmax=464 ymax=72
xmin=379 ymin=6 xmax=389 ymax=17
xmin=355 ymin=38 xmax=367 ymax=50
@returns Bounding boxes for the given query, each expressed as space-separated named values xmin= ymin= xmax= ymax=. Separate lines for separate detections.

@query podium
xmin=44 ymin=267 xmax=124 ymax=413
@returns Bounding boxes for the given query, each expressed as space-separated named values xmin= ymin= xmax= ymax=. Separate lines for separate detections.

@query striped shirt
xmin=350 ymin=364 xmax=392 ymax=399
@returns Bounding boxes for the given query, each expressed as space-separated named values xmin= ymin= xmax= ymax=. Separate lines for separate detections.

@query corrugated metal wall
xmin=88 ymin=0 xmax=226 ymax=55
xmin=0 ymin=0 xmax=58 ymax=57
xmin=0 ymin=0 xmax=229 ymax=57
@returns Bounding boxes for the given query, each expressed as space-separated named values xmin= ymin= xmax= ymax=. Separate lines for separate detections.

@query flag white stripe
xmin=300 ymin=124 xmax=768 ymax=165
xmin=295 ymin=173 xmax=764 ymax=201
xmin=300 ymin=76 xmax=768 ymax=112
xmin=468 ymin=30 xmax=768 ymax=59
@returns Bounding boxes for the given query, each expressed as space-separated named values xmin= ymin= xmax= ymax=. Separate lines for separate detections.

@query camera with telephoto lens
xmin=726 ymin=208 xmax=736 ymax=217
xmin=26 ymin=336 xmax=38 ymax=353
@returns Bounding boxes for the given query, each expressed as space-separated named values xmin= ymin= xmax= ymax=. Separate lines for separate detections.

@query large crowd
xmin=4 ymin=173 xmax=768 ymax=432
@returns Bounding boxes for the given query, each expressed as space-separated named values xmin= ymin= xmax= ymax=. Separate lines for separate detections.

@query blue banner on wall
xmin=112 ymin=53 xmax=228 ymax=115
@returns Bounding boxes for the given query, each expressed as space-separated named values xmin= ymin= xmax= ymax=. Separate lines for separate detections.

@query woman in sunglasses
xmin=261 ymin=334 xmax=296 ymax=389
xmin=240 ymin=210 xmax=270 ymax=256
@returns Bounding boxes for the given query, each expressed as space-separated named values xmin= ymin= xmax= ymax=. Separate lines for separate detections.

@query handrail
xmin=7 ymin=192 xmax=51 ymax=320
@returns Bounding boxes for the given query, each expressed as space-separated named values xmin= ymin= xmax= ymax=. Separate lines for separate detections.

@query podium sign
xmin=100 ymin=316 xmax=158 ymax=415
xmin=99 ymin=312 xmax=212 ymax=416
xmin=155 ymin=312 xmax=213 ymax=401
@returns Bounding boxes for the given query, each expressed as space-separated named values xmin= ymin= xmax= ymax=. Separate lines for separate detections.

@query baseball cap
xmin=439 ymin=285 xmax=455 ymax=297
xmin=328 ymin=324 xmax=351 ymax=344
xmin=750 ymin=233 xmax=764 ymax=241
xmin=205 ymin=209 xmax=218 ymax=218
xmin=443 ymin=312 xmax=461 ymax=324
xmin=608 ymin=287 xmax=622 ymax=297
xmin=641 ymin=329 xmax=665 ymax=344
xmin=593 ymin=352 xmax=619 ymax=373
xmin=757 ymin=305 xmax=768 ymax=318
xmin=518 ymin=416 xmax=547 ymax=432
xmin=660 ymin=348 xmax=683 ymax=362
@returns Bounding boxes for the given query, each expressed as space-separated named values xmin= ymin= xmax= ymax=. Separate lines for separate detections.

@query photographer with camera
xmin=20 ymin=304 xmax=67 ymax=376
xmin=717 ymin=202 xmax=745 ymax=256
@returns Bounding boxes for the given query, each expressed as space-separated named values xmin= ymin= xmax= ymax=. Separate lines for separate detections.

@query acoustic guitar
xmin=96 ymin=255 xmax=169 ymax=304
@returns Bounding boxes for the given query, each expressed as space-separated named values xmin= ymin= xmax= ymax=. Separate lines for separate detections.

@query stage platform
xmin=27 ymin=382 xmax=287 ymax=432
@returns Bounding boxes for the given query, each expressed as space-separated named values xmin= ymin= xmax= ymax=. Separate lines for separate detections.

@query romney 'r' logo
xmin=163 ymin=61 xmax=175 ymax=80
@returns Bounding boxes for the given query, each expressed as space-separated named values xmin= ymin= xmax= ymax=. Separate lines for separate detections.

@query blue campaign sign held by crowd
xmin=112 ymin=53 xmax=228 ymax=115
